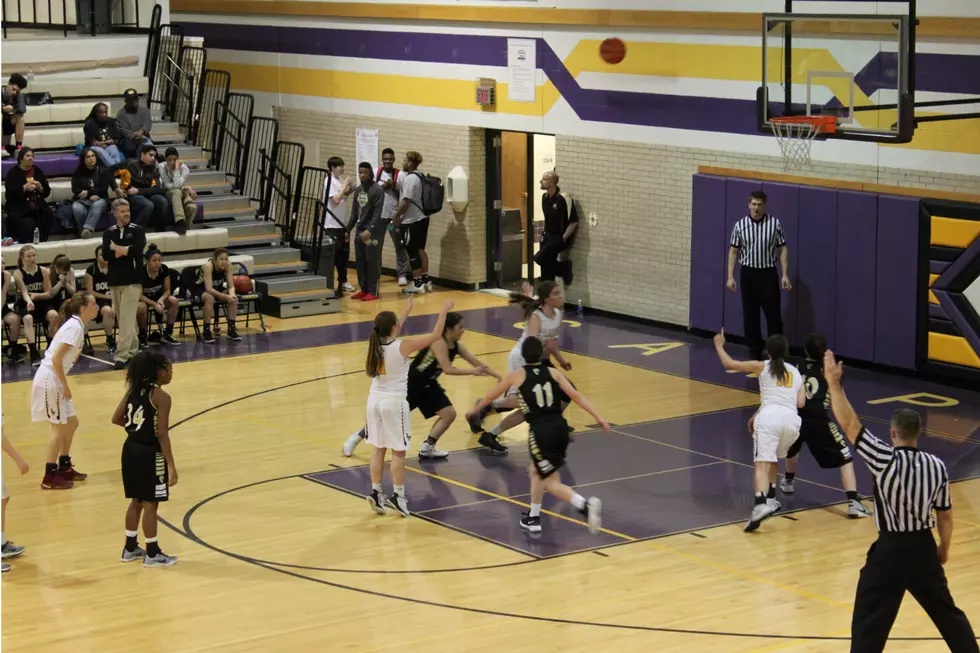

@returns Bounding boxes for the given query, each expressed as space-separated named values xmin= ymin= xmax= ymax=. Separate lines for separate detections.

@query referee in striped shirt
xmin=824 ymin=350 xmax=978 ymax=653
xmin=727 ymin=191 xmax=791 ymax=360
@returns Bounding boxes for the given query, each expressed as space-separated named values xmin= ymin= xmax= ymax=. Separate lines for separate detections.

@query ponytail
xmin=60 ymin=291 xmax=93 ymax=323
xmin=508 ymin=280 xmax=558 ymax=320
xmin=126 ymin=350 xmax=170 ymax=391
xmin=366 ymin=311 xmax=398 ymax=377
xmin=766 ymin=334 xmax=790 ymax=383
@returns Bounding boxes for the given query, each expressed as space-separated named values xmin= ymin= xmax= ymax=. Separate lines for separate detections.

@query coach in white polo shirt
xmin=726 ymin=190 xmax=792 ymax=360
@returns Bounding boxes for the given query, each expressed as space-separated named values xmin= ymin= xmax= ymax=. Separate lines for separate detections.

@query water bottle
xmin=27 ymin=67 xmax=34 ymax=84
xmin=577 ymin=299 xmax=584 ymax=319
xmin=32 ymin=228 xmax=39 ymax=245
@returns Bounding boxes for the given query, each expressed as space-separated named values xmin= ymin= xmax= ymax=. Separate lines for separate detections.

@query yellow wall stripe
xmin=929 ymin=332 xmax=980 ymax=369
xmin=931 ymin=216 xmax=980 ymax=249
xmin=929 ymin=274 xmax=940 ymax=305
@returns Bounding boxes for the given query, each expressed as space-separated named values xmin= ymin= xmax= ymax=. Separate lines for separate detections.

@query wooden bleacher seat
xmin=26 ymin=77 xmax=148 ymax=100
xmin=24 ymin=102 xmax=111 ymax=126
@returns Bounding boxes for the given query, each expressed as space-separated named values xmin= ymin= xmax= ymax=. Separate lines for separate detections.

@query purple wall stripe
xmin=874 ymin=196 xmax=922 ymax=369
xmin=796 ymin=186 xmax=839 ymax=348
xmin=762 ymin=182 xmax=800 ymax=343
xmin=722 ymin=179 xmax=763 ymax=337
xmin=689 ymin=174 xmax=728 ymax=331
xmin=930 ymin=260 xmax=950 ymax=275
xmin=929 ymin=303 xmax=949 ymax=321
xmin=934 ymin=233 xmax=980 ymax=291
xmin=935 ymin=290 xmax=980 ymax=358
xmin=834 ymin=191 xmax=879 ymax=361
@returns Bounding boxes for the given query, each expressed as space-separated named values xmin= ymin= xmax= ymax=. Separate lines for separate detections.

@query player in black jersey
xmin=111 ymin=350 xmax=179 ymax=568
xmin=13 ymin=245 xmax=57 ymax=365
xmin=772 ymin=334 xmax=872 ymax=518
xmin=83 ymin=245 xmax=117 ymax=355
xmin=467 ymin=337 xmax=609 ymax=535
xmin=137 ymin=245 xmax=180 ymax=347
xmin=342 ymin=312 xmax=501 ymax=459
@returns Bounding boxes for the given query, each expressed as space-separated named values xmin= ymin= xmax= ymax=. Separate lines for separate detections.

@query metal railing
xmin=257 ymin=145 xmax=294 ymax=240
xmin=292 ymin=166 xmax=332 ymax=276
xmin=196 ymin=69 xmax=230 ymax=157
xmin=2 ymin=0 xmax=155 ymax=38
xmin=148 ymin=24 xmax=183 ymax=112
xmin=212 ymin=93 xmax=253 ymax=192
xmin=241 ymin=116 xmax=279 ymax=206
xmin=160 ymin=53 xmax=195 ymax=136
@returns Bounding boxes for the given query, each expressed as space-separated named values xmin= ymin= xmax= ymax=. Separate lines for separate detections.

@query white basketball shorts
xmin=366 ymin=392 xmax=412 ymax=452
xmin=753 ymin=406 xmax=802 ymax=463
xmin=30 ymin=368 xmax=76 ymax=425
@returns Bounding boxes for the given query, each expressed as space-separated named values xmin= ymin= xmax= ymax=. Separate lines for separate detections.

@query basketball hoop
xmin=770 ymin=116 xmax=837 ymax=170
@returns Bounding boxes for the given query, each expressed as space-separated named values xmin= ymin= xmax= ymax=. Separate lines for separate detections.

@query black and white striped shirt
xmin=729 ymin=214 xmax=786 ymax=268
xmin=855 ymin=428 xmax=951 ymax=533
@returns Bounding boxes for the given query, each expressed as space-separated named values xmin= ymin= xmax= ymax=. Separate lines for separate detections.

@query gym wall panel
xmin=762 ymin=182 xmax=800 ymax=345
xmin=796 ymin=186 xmax=839 ymax=350
xmin=834 ymin=191 xmax=879 ymax=362
xmin=874 ymin=196 xmax=923 ymax=369
xmin=689 ymin=174 xmax=727 ymax=332
xmin=723 ymin=178 xmax=763 ymax=338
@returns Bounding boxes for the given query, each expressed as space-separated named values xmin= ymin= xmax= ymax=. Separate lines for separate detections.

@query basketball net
xmin=770 ymin=116 xmax=836 ymax=171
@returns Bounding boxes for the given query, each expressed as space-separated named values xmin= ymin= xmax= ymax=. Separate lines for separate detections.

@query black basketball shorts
xmin=786 ymin=419 xmax=853 ymax=469
xmin=121 ymin=438 xmax=169 ymax=502
xmin=528 ymin=414 xmax=571 ymax=479
xmin=407 ymin=380 xmax=452 ymax=419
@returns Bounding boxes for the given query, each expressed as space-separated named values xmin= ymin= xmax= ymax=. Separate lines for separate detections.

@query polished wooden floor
xmin=2 ymin=283 xmax=979 ymax=652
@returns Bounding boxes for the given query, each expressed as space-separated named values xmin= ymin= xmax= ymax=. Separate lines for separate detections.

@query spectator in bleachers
xmin=12 ymin=245 xmax=57 ymax=365
xmin=158 ymin=147 xmax=196 ymax=235
xmin=125 ymin=144 xmax=169 ymax=229
xmin=2 ymin=260 xmax=25 ymax=363
xmin=72 ymin=148 xmax=123 ymax=239
xmin=44 ymin=254 xmax=76 ymax=338
xmin=116 ymin=89 xmax=153 ymax=159
xmin=4 ymin=148 xmax=53 ymax=244
xmin=83 ymin=245 xmax=117 ymax=356
xmin=83 ymin=103 xmax=125 ymax=169
xmin=323 ymin=156 xmax=356 ymax=295
xmin=137 ymin=245 xmax=180 ymax=348
xmin=193 ymin=248 xmax=241 ymax=344
xmin=2 ymin=74 xmax=28 ymax=158
xmin=104 ymin=198 xmax=146 ymax=370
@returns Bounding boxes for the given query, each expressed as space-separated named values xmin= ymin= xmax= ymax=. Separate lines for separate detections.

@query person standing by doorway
xmin=323 ymin=156 xmax=356 ymax=296
xmin=726 ymin=190 xmax=792 ymax=360
xmin=392 ymin=151 xmax=430 ymax=294
xmin=535 ymin=171 xmax=578 ymax=286
xmin=377 ymin=148 xmax=411 ymax=286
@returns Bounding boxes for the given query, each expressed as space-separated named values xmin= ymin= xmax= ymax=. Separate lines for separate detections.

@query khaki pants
xmin=111 ymin=284 xmax=141 ymax=363
xmin=166 ymin=189 xmax=198 ymax=224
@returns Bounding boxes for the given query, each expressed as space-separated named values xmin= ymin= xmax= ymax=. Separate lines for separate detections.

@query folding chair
xmin=176 ymin=266 xmax=202 ymax=340
xmin=232 ymin=262 xmax=266 ymax=332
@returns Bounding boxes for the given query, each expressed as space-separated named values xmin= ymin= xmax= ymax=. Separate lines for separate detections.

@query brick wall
xmin=556 ymin=137 xmax=980 ymax=326
xmin=274 ymin=107 xmax=487 ymax=286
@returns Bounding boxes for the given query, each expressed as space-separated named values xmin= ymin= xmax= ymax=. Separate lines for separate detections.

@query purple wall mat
xmin=835 ymin=191 xmax=879 ymax=361
xmin=874 ymin=195 xmax=921 ymax=369
xmin=761 ymin=182 xmax=800 ymax=344
xmin=796 ymin=186 xmax=839 ymax=349
xmin=723 ymin=179 xmax=763 ymax=338
xmin=689 ymin=175 xmax=729 ymax=331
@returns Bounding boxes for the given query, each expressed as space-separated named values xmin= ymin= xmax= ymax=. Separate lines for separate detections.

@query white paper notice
xmin=355 ymin=128 xmax=379 ymax=172
xmin=507 ymin=38 xmax=536 ymax=103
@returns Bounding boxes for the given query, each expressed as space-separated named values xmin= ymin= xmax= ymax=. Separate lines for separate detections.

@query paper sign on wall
xmin=507 ymin=38 xmax=536 ymax=103
xmin=355 ymin=128 xmax=379 ymax=172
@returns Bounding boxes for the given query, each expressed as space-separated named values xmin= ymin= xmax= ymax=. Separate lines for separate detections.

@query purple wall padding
xmin=722 ymin=179 xmax=763 ymax=337
xmin=796 ymin=186 xmax=839 ymax=349
xmin=762 ymin=182 xmax=800 ymax=344
xmin=689 ymin=175 xmax=728 ymax=331
xmin=875 ymin=195 xmax=921 ymax=369
xmin=835 ymin=191 xmax=879 ymax=361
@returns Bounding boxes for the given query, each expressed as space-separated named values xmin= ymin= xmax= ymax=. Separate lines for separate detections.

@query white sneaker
xmin=425 ymin=281 xmax=434 ymax=292
xmin=1 ymin=149 xmax=8 ymax=158
xmin=386 ymin=493 xmax=410 ymax=517
xmin=341 ymin=282 xmax=355 ymax=293
xmin=744 ymin=502 xmax=777 ymax=532
xmin=397 ymin=276 xmax=408 ymax=286
xmin=402 ymin=282 xmax=424 ymax=294
xmin=848 ymin=500 xmax=873 ymax=519
xmin=418 ymin=441 xmax=449 ymax=459
xmin=767 ymin=498 xmax=782 ymax=512
xmin=342 ymin=431 xmax=363 ymax=457
xmin=585 ymin=497 xmax=602 ymax=535
xmin=779 ymin=478 xmax=795 ymax=494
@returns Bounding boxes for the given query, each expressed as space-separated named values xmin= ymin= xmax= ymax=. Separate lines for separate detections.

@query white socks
xmin=372 ymin=483 xmax=383 ymax=493
xmin=488 ymin=424 xmax=503 ymax=436
xmin=393 ymin=484 xmax=405 ymax=498
xmin=529 ymin=503 xmax=542 ymax=517
xmin=570 ymin=494 xmax=586 ymax=511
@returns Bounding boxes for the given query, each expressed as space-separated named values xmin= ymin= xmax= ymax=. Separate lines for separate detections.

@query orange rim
xmin=771 ymin=115 xmax=837 ymax=134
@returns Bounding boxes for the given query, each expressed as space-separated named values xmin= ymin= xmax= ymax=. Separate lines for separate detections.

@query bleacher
xmin=2 ymin=38 xmax=339 ymax=353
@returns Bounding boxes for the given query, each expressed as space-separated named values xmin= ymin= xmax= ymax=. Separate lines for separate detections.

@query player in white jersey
xmin=467 ymin=280 xmax=573 ymax=453
xmin=714 ymin=330 xmax=805 ymax=532
xmin=364 ymin=297 xmax=453 ymax=517
xmin=31 ymin=291 xmax=99 ymax=490
xmin=2 ymin=413 xmax=30 ymax=572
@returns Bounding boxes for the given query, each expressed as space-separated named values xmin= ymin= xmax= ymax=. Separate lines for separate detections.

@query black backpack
xmin=408 ymin=172 xmax=444 ymax=216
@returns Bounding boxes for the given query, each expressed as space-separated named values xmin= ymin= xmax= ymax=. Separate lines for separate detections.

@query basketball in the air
xmin=599 ymin=38 xmax=627 ymax=65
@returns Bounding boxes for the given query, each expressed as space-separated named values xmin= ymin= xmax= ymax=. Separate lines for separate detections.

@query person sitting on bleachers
xmin=2 ymin=74 xmax=28 ymax=158
xmin=83 ymin=245 xmax=117 ymax=356
xmin=46 ymin=254 xmax=77 ymax=338
xmin=4 ymin=147 xmax=53 ymax=244
xmin=72 ymin=148 xmax=124 ymax=239
xmin=125 ymin=144 xmax=169 ymax=230
xmin=12 ymin=245 xmax=57 ymax=365
xmin=193 ymin=248 xmax=241 ymax=344
xmin=158 ymin=147 xmax=196 ymax=235
xmin=116 ymin=89 xmax=153 ymax=159
xmin=137 ymin=244 xmax=180 ymax=348
xmin=83 ymin=103 xmax=125 ymax=169
xmin=2 ymin=260 xmax=25 ymax=363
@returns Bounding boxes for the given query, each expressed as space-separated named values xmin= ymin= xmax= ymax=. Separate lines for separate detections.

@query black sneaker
xmin=174 ymin=220 xmax=187 ymax=235
xmin=478 ymin=431 xmax=508 ymax=455
xmin=466 ymin=402 xmax=485 ymax=433
xmin=367 ymin=490 xmax=387 ymax=515
xmin=161 ymin=332 xmax=181 ymax=346
xmin=138 ymin=336 xmax=149 ymax=350
xmin=113 ymin=359 xmax=128 ymax=370
xmin=226 ymin=326 xmax=242 ymax=342
xmin=147 ymin=331 xmax=162 ymax=344
xmin=30 ymin=351 xmax=41 ymax=367
xmin=202 ymin=329 xmax=216 ymax=344
xmin=106 ymin=338 xmax=117 ymax=356
xmin=520 ymin=512 xmax=542 ymax=533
